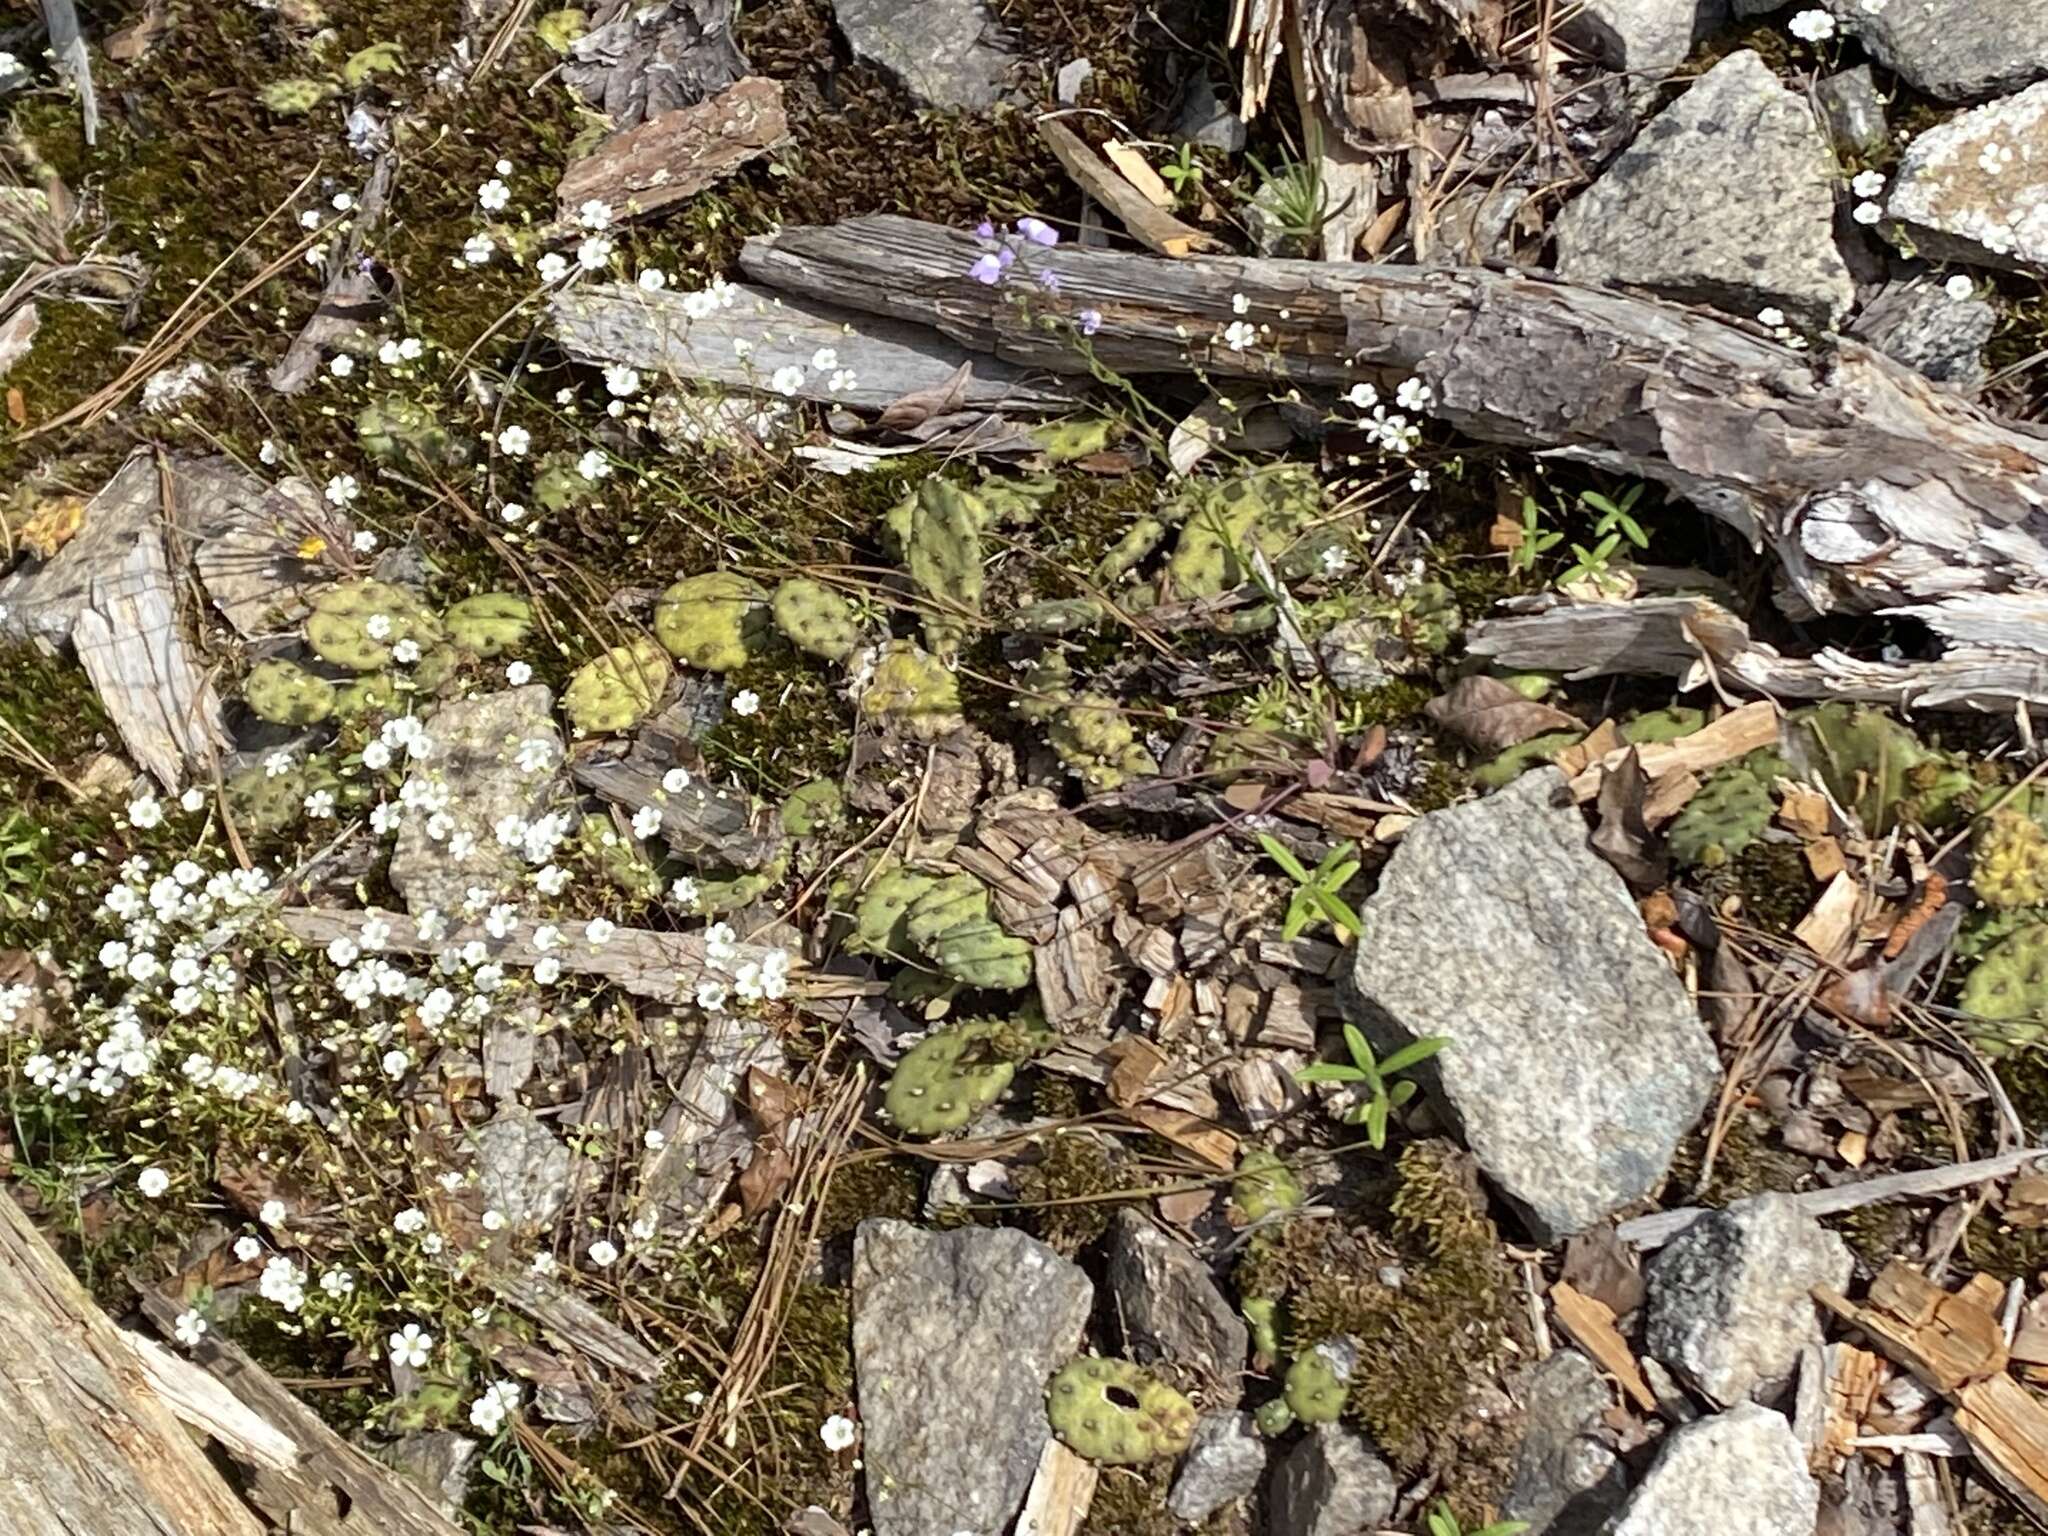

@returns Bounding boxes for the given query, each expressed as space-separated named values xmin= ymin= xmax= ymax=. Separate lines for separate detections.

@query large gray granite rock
xmin=1814 ymin=66 xmax=1889 ymax=158
xmin=1849 ymin=277 xmax=1997 ymax=386
xmin=1604 ymin=1403 xmax=1819 ymax=1536
xmin=1554 ymin=50 xmax=1855 ymax=328
xmin=835 ymin=0 xmax=1016 ymax=109
xmin=1267 ymin=1425 xmax=1397 ymax=1536
xmin=1846 ymin=0 xmax=2048 ymax=104
xmin=1347 ymin=767 xmax=1719 ymax=1241
xmin=1107 ymin=1209 xmax=1249 ymax=1402
xmin=1503 ymin=1350 xmax=1626 ymax=1536
xmin=1644 ymin=1194 xmax=1853 ymax=1408
xmin=1885 ymin=82 xmax=2048 ymax=271
xmin=389 ymin=685 xmax=561 ymax=916
xmin=853 ymin=1220 xmax=1093 ymax=1536
xmin=1559 ymin=0 xmax=1729 ymax=81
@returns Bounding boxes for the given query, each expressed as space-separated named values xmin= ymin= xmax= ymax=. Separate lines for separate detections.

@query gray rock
xmin=470 ymin=1108 xmax=576 ymax=1229
xmin=1107 ymin=1209 xmax=1249 ymax=1402
xmin=1554 ymin=50 xmax=1856 ymax=328
xmin=835 ymin=0 xmax=1017 ymax=110
xmin=1644 ymin=1194 xmax=1853 ymax=1408
xmin=1885 ymin=82 xmax=2048 ymax=271
xmin=1433 ymin=179 xmax=1526 ymax=264
xmin=1347 ymin=768 xmax=1719 ymax=1241
xmin=1847 ymin=0 xmax=2048 ymax=104
xmin=375 ymin=1430 xmax=477 ymax=1520
xmin=1849 ymin=278 xmax=1996 ymax=386
xmin=1814 ymin=66 xmax=1889 ymax=159
xmin=1559 ymin=0 xmax=1729 ymax=81
xmin=853 ymin=1220 xmax=1093 ymax=1536
xmin=388 ymin=685 xmax=562 ymax=916
xmin=1267 ymin=1425 xmax=1397 ymax=1536
xmin=1504 ymin=1350 xmax=1626 ymax=1536
xmin=1168 ymin=1411 xmax=1267 ymax=1522
xmin=1318 ymin=616 xmax=1394 ymax=693
xmin=1175 ymin=72 xmax=1247 ymax=152
xmin=1604 ymin=1403 xmax=1819 ymax=1536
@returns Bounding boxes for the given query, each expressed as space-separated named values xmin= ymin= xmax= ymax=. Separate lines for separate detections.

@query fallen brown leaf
xmin=873 ymin=362 xmax=973 ymax=431
xmin=1423 ymin=675 xmax=1580 ymax=752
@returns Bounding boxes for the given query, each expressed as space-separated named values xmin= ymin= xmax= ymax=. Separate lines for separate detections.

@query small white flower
xmin=588 ymin=1238 xmax=620 ymax=1267
xmin=1851 ymin=169 xmax=1886 ymax=199
xmin=696 ymin=978 xmax=728 ymax=1012
xmin=128 ymin=794 xmax=164 ymax=829
xmin=820 ymin=1414 xmax=858 ymax=1452
xmin=329 ymin=354 xmax=355 ymax=379
xmin=537 ymin=252 xmax=570 ymax=283
xmin=1788 ymin=7 xmax=1836 ymax=40
xmin=495 ymin=158 xmax=514 ymax=175
xmin=506 ymin=660 xmax=534 ymax=684
xmin=604 ymin=363 xmax=642 ymax=398
xmin=320 ymin=1268 xmax=355 ymax=1296
xmin=533 ymin=956 xmax=562 ymax=984
xmin=500 ymin=501 xmax=526 ymax=524
xmin=1395 ymin=377 xmax=1434 ymax=412
xmin=645 ymin=1127 xmax=668 ymax=1150
xmin=352 ymin=529 xmax=379 ymax=553
xmin=325 ymin=473 xmax=359 ymax=506
xmin=394 ymin=1207 xmax=427 ymax=1234
xmin=366 ymin=614 xmax=394 ymax=641
xmin=1944 ymin=274 xmax=1975 ymax=301
xmin=770 ymin=364 xmax=805 ymax=396
xmin=1346 ymin=382 xmax=1378 ymax=410
xmin=828 ymin=368 xmax=859 ymax=394
xmin=585 ymin=917 xmax=617 ymax=947
xmin=577 ymin=198 xmax=613 ymax=230
xmin=577 ymin=448 xmax=611 ymax=480
xmin=1231 ymin=292 xmax=1250 ymax=315
xmin=496 ymin=425 xmax=531 ymax=456
xmin=1409 ymin=468 xmax=1432 ymax=492
xmin=638 ymin=267 xmax=668 ymax=291
xmin=669 ymin=875 xmax=699 ymax=907
xmin=300 ymin=208 xmax=322 ymax=229
xmin=463 ymin=233 xmax=496 ymax=265
xmin=392 ymin=637 xmax=420 ymax=664
xmin=730 ymin=689 xmax=760 ymax=717
xmin=1221 ymin=320 xmax=1257 ymax=351
xmin=577 ymin=234 xmax=614 ymax=272
xmin=138 ymin=1166 xmax=170 ymax=1198
xmin=481 ymin=1208 xmax=507 ymax=1231
xmin=389 ymin=1322 xmax=433 ymax=1368
xmin=258 ymin=439 xmax=280 ymax=465
xmin=514 ymin=737 xmax=555 ymax=775
xmin=303 ymin=789 xmax=336 ymax=819
xmin=1852 ymin=200 xmax=1882 ymax=225
xmin=477 ymin=179 xmax=510 ymax=211
xmin=260 ymin=1199 xmax=288 ymax=1228
xmin=1756 ymin=306 xmax=1787 ymax=329
xmin=378 ymin=339 xmax=403 ymax=366
xmin=632 ymin=805 xmax=663 ymax=838
xmin=173 ymin=1309 xmax=208 ymax=1346
xmin=234 ymin=1235 xmax=262 ymax=1262
xmin=381 ymin=1048 xmax=411 ymax=1080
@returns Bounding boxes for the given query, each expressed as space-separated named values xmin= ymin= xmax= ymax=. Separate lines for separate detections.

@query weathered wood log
xmin=738 ymin=216 xmax=2048 ymax=699
xmin=555 ymin=75 xmax=788 ymax=226
xmin=0 ymin=1188 xmax=267 ymax=1536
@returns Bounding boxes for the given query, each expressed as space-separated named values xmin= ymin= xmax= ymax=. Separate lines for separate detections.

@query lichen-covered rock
xmin=834 ymin=0 xmax=1017 ymax=109
xmin=1604 ymin=1403 xmax=1817 ymax=1536
xmin=1886 ymin=82 xmax=2048 ymax=270
xmin=1503 ymin=1349 xmax=1626 ymax=1536
xmin=852 ymin=1220 xmax=1092 ymax=1536
xmin=1107 ymin=1209 xmax=1249 ymax=1401
xmin=1845 ymin=0 xmax=2048 ymax=104
xmin=1560 ymin=0 xmax=1729 ymax=81
xmin=1848 ymin=278 xmax=1997 ymax=387
xmin=389 ymin=686 xmax=562 ymax=914
xmin=1167 ymin=1412 xmax=1267 ymax=1522
xmin=1644 ymin=1195 xmax=1852 ymax=1408
xmin=1347 ymin=767 xmax=1720 ymax=1240
xmin=1554 ymin=50 xmax=1855 ymax=327
xmin=1267 ymin=1425 xmax=1397 ymax=1536
xmin=469 ymin=1108 xmax=576 ymax=1229
xmin=1815 ymin=65 xmax=1890 ymax=157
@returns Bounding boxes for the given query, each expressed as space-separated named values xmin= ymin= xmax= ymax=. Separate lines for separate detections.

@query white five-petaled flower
xmin=770 ymin=364 xmax=805 ymax=396
xmin=353 ymin=529 xmax=379 ymax=553
xmin=1945 ymin=274 xmax=1974 ymax=301
xmin=1851 ymin=169 xmax=1886 ymax=199
xmin=577 ymin=448 xmax=610 ymax=481
xmin=1756 ymin=306 xmax=1787 ymax=329
xmin=537 ymin=252 xmax=569 ymax=283
xmin=469 ymin=1380 xmax=522 ymax=1432
xmin=585 ymin=917 xmax=617 ymax=947
xmin=638 ymin=267 xmax=668 ymax=291
xmin=463 ymin=233 xmax=495 ymax=265
xmin=820 ymin=1414 xmax=858 ymax=1452
xmin=325 ymin=473 xmax=359 ymax=506
xmin=1788 ymin=8 xmax=1835 ymax=40
xmin=604 ymin=364 xmax=641 ymax=398
xmin=389 ymin=1322 xmax=434 ymax=1368
xmin=1395 ymin=377 xmax=1433 ymax=412
xmin=496 ymin=424 xmax=531 ymax=456
xmin=577 ymin=198 xmax=613 ymax=230
xmin=577 ymin=235 xmax=614 ymax=272
xmin=1221 ymin=319 xmax=1257 ymax=351
xmin=730 ymin=689 xmax=761 ymax=717
xmin=477 ymin=179 xmax=509 ymax=211
xmin=1347 ymin=382 xmax=1378 ymax=409
xmin=128 ymin=793 xmax=164 ymax=829
xmin=514 ymin=737 xmax=555 ymax=775
xmin=260 ymin=1198 xmax=288 ymax=1228
xmin=632 ymin=805 xmax=663 ymax=838
xmin=507 ymin=660 xmax=534 ymax=685
xmin=329 ymin=354 xmax=354 ymax=378
xmin=381 ymin=1048 xmax=411 ymax=1080
xmin=138 ymin=1166 xmax=170 ymax=1198
xmin=588 ymin=1238 xmax=620 ymax=1267
xmin=1852 ymin=201 xmax=1882 ymax=225
xmin=173 ymin=1309 xmax=208 ymax=1346
xmin=661 ymin=766 xmax=692 ymax=793
xmin=1230 ymin=292 xmax=1250 ymax=315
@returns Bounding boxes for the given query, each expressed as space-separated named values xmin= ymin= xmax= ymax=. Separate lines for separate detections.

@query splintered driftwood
xmin=0 ymin=1188 xmax=265 ymax=1536
xmin=738 ymin=216 xmax=2048 ymax=706
xmin=1818 ymin=1263 xmax=2048 ymax=1525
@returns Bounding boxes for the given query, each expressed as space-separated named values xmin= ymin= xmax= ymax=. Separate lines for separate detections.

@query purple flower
xmin=1038 ymin=270 xmax=1061 ymax=294
xmin=974 ymin=220 xmax=995 ymax=240
xmin=1016 ymin=216 xmax=1059 ymax=247
xmin=997 ymin=246 xmax=1016 ymax=269
xmin=968 ymin=253 xmax=1003 ymax=285
xmin=1078 ymin=308 xmax=1102 ymax=335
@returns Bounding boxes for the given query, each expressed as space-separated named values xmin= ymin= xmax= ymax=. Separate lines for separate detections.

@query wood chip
xmin=1014 ymin=1434 xmax=1099 ymax=1536
xmin=1036 ymin=119 xmax=1225 ymax=258
xmin=1101 ymin=140 xmax=1174 ymax=208
xmin=1795 ymin=871 xmax=1864 ymax=960
xmin=1567 ymin=701 xmax=1781 ymax=801
xmin=556 ymin=76 xmax=788 ymax=224
xmin=1122 ymin=1104 xmax=1238 ymax=1170
xmin=1104 ymin=1035 xmax=1170 ymax=1108
xmin=1550 ymin=1281 xmax=1657 ymax=1413
xmin=1780 ymin=789 xmax=1832 ymax=837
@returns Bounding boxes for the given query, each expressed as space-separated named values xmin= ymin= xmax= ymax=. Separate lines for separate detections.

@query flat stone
xmin=1849 ymin=278 xmax=1997 ymax=385
xmin=388 ymin=685 xmax=562 ymax=916
xmin=1644 ymin=1194 xmax=1852 ymax=1408
xmin=1267 ymin=1425 xmax=1397 ymax=1536
xmin=1504 ymin=1350 xmax=1627 ymax=1536
xmin=1168 ymin=1411 xmax=1267 ymax=1522
xmin=1847 ymin=0 xmax=2048 ymax=104
xmin=834 ymin=0 xmax=1016 ymax=109
xmin=469 ymin=1108 xmax=575 ymax=1229
xmin=1885 ymin=82 xmax=2048 ymax=271
xmin=1814 ymin=66 xmax=1889 ymax=158
xmin=1347 ymin=768 xmax=1719 ymax=1241
xmin=1559 ymin=0 xmax=1730 ymax=81
xmin=1605 ymin=1403 xmax=1819 ymax=1536
xmin=375 ymin=1430 xmax=477 ymax=1521
xmin=1554 ymin=50 xmax=1855 ymax=328
xmin=853 ymin=1219 xmax=1093 ymax=1536
xmin=1107 ymin=1209 xmax=1249 ymax=1402
xmin=1174 ymin=72 xmax=1247 ymax=152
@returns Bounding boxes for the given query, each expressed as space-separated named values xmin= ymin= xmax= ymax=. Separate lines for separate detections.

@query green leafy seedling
xmin=1425 ymin=1501 xmax=1529 ymax=1536
xmin=1295 ymin=1023 xmax=1449 ymax=1150
xmin=1509 ymin=494 xmax=1562 ymax=573
xmin=1558 ymin=532 xmax=1623 ymax=589
xmin=1579 ymin=483 xmax=1649 ymax=551
xmin=1256 ymin=833 xmax=1360 ymax=942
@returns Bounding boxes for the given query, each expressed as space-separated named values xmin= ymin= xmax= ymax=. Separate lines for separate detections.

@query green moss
xmin=1013 ymin=1131 xmax=1136 ymax=1255
xmin=1077 ymin=1464 xmax=1181 ymax=1536
xmin=1697 ymin=840 xmax=1818 ymax=938
xmin=816 ymin=1155 xmax=926 ymax=1239
xmin=1666 ymin=1111 xmax=1811 ymax=1208
xmin=1831 ymin=1202 xmax=1917 ymax=1269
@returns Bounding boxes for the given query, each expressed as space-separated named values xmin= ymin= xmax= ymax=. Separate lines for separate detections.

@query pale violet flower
xmin=1078 ymin=308 xmax=1102 ymax=336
